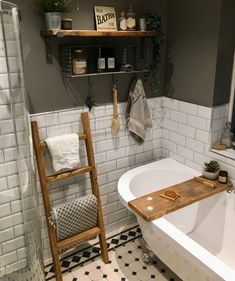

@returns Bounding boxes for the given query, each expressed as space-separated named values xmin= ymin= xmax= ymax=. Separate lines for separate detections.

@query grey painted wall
xmin=213 ymin=0 xmax=235 ymax=106
xmin=12 ymin=0 xmax=168 ymax=114
xmin=166 ymin=0 xmax=223 ymax=107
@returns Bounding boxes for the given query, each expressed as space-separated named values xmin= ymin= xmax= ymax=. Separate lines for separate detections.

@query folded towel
xmin=45 ymin=134 xmax=80 ymax=172
xmin=50 ymin=194 xmax=97 ymax=241
xmin=126 ymin=78 xmax=152 ymax=143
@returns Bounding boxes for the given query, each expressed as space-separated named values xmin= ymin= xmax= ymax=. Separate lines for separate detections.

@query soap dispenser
xmin=221 ymin=121 xmax=233 ymax=149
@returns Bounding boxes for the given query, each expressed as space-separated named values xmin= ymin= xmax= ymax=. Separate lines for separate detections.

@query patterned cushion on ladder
xmin=50 ymin=194 xmax=98 ymax=241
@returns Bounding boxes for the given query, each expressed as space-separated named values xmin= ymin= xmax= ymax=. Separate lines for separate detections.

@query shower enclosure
xmin=0 ymin=1 xmax=44 ymax=280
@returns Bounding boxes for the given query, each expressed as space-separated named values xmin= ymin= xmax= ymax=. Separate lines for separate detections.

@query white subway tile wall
xmin=31 ymin=97 xmax=162 ymax=262
xmin=211 ymin=104 xmax=229 ymax=144
xmin=162 ymin=98 xmax=234 ymax=183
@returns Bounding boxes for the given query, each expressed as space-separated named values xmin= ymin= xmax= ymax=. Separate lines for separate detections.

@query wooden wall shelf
xmin=40 ymin=29 xmax=155 ymax=38
xmin=41 ymin=29 xmax=153 ymax=66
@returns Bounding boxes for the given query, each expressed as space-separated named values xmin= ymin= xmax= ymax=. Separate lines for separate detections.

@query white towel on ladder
xmin=45 ymin=134 xmax=80 ymax=172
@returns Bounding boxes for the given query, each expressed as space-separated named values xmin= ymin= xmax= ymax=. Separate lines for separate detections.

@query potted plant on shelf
xmin=203 ymin=160 xmax=220 ymax=180
xmin=38 ymin=0 xmax=72 ymax=30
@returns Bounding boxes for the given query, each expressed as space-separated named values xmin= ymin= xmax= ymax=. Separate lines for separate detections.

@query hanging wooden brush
xmin=111 ymin=85 xmax=120 ymax=134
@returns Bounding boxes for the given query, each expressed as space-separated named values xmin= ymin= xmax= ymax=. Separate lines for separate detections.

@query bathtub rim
xmin=118 ymin=157 xmax=201 ymax=206
xmin=117 ymin=158 xmax=235 ymax=281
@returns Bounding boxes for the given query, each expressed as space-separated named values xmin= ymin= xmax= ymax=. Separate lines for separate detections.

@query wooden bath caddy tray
xmin=128 ymin=177 xmax=228 ymax=222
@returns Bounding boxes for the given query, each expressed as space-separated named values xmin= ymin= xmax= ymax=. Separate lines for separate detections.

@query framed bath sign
xmin=94 ymin=6 xmax=117 ymax=31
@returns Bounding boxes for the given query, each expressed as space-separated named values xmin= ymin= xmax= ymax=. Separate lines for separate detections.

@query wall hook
xmin=76 ymin=0 xmax=80 ymax=13
xmin=88 ymin=76 xmax=94 ymax=88
xmin=112 ymin=74 xmax=118 ymax=87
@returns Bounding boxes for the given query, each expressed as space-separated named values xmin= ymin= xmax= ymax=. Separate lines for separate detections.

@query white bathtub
xmin=118 ymin=158 xmax=235 ymax=281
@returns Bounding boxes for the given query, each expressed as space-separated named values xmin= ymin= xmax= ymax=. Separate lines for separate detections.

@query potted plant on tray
xmin=203 ymin=160 xmax=220 ymax=180
xmin=38 ymin=0 xmax=72 ymax=30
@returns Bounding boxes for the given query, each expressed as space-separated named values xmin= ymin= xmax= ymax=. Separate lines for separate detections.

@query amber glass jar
xmin=61 ymin=18 xmax=72 ymax=30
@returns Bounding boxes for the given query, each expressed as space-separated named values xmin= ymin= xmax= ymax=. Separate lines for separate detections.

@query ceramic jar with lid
xmin=126 ymin=4 xmax=136 ymax=31
xmin=119 ymin=12 xmax=127 ymax=31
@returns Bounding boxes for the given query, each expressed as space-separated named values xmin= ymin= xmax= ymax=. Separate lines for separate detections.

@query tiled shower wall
xmin=0 ymin=8 xmax=44 ymax=280
xmin=0 ymin=17 xmax=26 ymax=277
xmin=31 ymin=97 xmax=163 ymax=261
xmin=0 ymin=74 xmax=27 ymax=278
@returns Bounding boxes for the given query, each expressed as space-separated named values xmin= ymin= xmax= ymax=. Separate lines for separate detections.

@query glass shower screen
xmin=0 ymin=1 xmax=44 ymax=280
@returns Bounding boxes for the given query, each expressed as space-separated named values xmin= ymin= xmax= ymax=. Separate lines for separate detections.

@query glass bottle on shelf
xmin=221 ymin=121 xmax=234 ymax=149
xmin=119 ymin=12 xmax=127 ymax=31
xmin=106 ymin=47 xmax=115 ymax=72
xmin=72 ymin=49 xmax=87 ymax=75
xmin=138 ymin=17 xmax=146 ymax=31
xmin=97 ymin=47 xmax=106 ymax=73
xmin=126 ymin=4 xmax=136 ymax=31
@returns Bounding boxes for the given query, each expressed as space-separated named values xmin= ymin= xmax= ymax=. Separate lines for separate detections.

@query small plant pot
xmin=202 ymin=169 xmax=219 ymax=180
xmin=44 ymin=12 xmax=61 ymax=30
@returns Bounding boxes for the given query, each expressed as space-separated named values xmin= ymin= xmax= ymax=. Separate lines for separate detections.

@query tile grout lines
xmin=45 ymin=225 xmax=141 ymax=280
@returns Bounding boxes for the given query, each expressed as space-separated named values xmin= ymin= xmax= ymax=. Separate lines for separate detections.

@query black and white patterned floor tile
xmin=45 ymin=225 xmax=142 ymax=280
xmin=45 ymin=225 xmax=181 ymax=281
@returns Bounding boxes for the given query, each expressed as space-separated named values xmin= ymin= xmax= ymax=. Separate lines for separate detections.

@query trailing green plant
xmin=164 ymin=42 xmax=174 ymax=97
xmin=38 ymin=0 xmax=72 ymax=13
xmin=204 ymin=160 xmax=220 ymax=173
xmin=145 ymin=12 xmax=164 ymax=94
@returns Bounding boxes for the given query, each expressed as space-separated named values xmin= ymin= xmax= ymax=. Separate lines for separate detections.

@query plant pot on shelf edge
xmin=202 ymin=169 xmax=219 ymax=180
xmin=44 ymin=12 xmax=61 ymax=30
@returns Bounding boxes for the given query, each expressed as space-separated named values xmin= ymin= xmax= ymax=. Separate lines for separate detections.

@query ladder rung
xmin=57 ymin=227 xmax=101 ymax=251
xmin=46 ymin=166 xmax=92 ymax=183
xmin=40 ymin=133 xmax=87 ymax=150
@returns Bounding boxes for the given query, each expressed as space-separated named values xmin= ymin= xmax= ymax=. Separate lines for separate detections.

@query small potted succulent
xmin=203 ymin=160 xmax=220 ymax=180
xmin=38 ymin=0 xmax=72 ymax=30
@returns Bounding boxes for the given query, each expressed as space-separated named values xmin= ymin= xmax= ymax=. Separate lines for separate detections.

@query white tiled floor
xmin=60 ymin=238 xmax=181 ymax=281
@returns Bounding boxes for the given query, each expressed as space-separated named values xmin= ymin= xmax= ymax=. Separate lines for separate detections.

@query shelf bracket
xmin=44 ymin=37 xmax=53 ymax=64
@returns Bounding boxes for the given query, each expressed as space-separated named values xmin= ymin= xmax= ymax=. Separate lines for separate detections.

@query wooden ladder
xmin=31 ymin=112 xmax=109 ymax=281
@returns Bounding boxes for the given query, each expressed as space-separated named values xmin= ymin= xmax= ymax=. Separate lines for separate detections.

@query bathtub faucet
xmin=227 ymin=180 xmax=235 ymax=194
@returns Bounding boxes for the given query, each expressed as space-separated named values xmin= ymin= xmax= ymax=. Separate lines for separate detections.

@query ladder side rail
xmin=31 ymin=121 xmax=63 ymax=281
xmin=81 ymin=112 xmax=109 ymax=263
